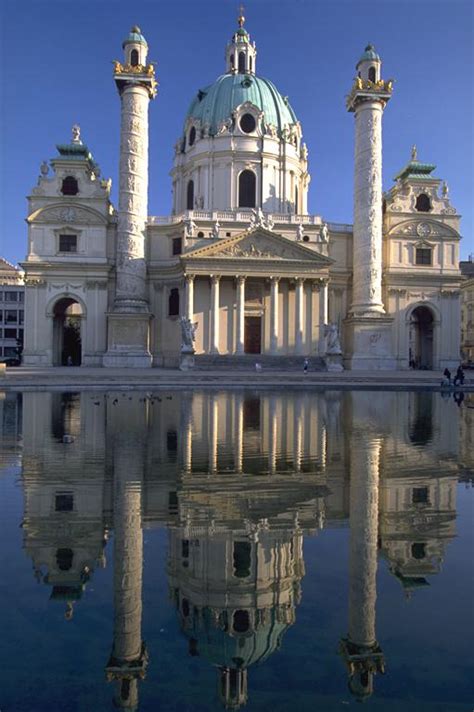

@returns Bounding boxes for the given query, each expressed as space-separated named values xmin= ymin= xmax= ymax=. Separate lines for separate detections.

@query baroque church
xmin=22 ymin=15 xmax=462 ymax=369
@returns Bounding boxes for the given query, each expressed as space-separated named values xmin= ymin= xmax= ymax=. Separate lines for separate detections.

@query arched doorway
xmin=409 ymin=306 xmax=434 ymax=369
xmin=52 ymin=298 xmax=83 ymax=366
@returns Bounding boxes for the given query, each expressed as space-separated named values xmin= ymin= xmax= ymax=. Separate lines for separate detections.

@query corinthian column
xmin=295 ymin=278 xmax=305 ymax=354
xmin=270 ymin=276 xmax=280 ymax=354
xmin=236 ymin=276 xmax=246 ymax=354
xmin=210 ymin=275 xmax=221 ymax=354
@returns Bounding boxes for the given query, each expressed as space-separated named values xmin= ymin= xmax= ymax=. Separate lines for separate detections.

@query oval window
xmin=240 ymin=113 xmax=256 ymax=134
xmin=189 ymin=126 xmax=196 ymax=147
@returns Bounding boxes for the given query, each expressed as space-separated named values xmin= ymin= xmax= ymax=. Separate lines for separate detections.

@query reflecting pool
xmin=0 ymin=389 xmax=473 ymax=711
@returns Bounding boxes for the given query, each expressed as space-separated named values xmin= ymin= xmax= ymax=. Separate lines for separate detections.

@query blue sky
xmin=0 ymin=0 xmax=472 ymax=266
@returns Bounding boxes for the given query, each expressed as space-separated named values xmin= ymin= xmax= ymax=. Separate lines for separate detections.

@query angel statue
xmin=324 ymin=323 xmax=342 ymax=355
xmin=180 ymin=317 xmax=198 ymax=353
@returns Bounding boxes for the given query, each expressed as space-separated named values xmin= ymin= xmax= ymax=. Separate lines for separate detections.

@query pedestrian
xmin=303 ymin=358 xmax=309 ymax=374
xmin=453 ymin=365 xmax=464 ymax=386
xmin=443 ymin=367 xmax=451 ymax=385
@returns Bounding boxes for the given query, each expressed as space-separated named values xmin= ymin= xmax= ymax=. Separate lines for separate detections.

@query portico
xmin=180 ymin=228 xmax=331 ymax=356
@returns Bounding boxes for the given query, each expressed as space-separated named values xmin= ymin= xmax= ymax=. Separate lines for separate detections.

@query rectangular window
xmin=416 ymin=248 xmax=431 ymax=265
xmin=4 ymin=347 xmax=16 ymax=357
xmin=59 ymin=234 xmax=77 ymax=253
xmin=18 ymin=292 xmax=24 ymax=303
xmin=0 ymin=329 xmax=2 ymax=338
xmin=4 ymin=328 xmax=17 ymax=339
xmin=412 ymin=487 xmax=429 ymax=504
xmin=172 ymin=237 xmax=182 ymax=255
xmin=55 ymin=493 xmax=74 ymax=512
xmin=18 ymin=311 xmax=24 ymax=325
xmin=5 ymin=310 xmax=17 ymax=324
xmin=4 ymin=291 xmax=18 ymax=302
xmin=0 ymin=311 xmax=3 ymax=323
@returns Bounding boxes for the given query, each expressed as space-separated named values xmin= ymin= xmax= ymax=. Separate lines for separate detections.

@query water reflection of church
xmin=16 ymin=389 xmax=467 ymax=708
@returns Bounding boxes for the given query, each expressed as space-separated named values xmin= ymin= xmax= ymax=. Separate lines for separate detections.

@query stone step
xmin=193 ymin=354 xmax=327 ymax=371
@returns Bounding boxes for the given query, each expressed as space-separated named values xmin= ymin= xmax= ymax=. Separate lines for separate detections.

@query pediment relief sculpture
xmin=388 ymin=220 xmax=459 ymax=239
xmin=28 ymin=205 xmax=108 ymax=226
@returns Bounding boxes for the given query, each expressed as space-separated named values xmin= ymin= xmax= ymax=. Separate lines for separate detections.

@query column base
xmin=343 ymin=316 xmax=396 ymax=370
xmin=179 ymin=352 xmax=195 ymax=370
xmin=103 ymin=312 xmax=152 ymax=368
xmin=326 ymin=353 xmax=344 ymax=372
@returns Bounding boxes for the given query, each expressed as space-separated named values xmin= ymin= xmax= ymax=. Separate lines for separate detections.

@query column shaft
xmin=115 ymin=86 xmax=150 ymax=311
xmin=184 ymin=275 xmax=194 ymax=322
xmin=270 ymin=277 xmax=279 ymax=354
xmin=236 ymin=276 xmax=245 ymax=354
xmin=318 ymin=280 xmax=329 ymax=355
xmin=295 ymin=278 xmax=305 ymax=354
xmin=210 ymin=276 xmax=220 ymax=354
xmin=351 ymin=101 xmax=385 ymax=316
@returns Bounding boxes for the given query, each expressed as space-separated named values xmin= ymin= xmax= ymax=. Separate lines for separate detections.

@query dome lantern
xmin=225 ymin=9 xmax=257 ymax=75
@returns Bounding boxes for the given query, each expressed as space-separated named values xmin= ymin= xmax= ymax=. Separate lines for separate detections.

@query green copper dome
xmin=357 ymin=43 xmax=380 ymax=66
xmin=122 ymin=26 xmax=148 ymax=48
xmin=184 ymin=73 xmax=298 ymax=137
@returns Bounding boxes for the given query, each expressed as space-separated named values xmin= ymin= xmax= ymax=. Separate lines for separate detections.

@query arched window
xmin=230 ymin=54 xmax=235 ymax=69
xmin=168 ymin=288 xmax=180 ymax=316
xmin=295 ymin=185 xmax=299 ymax=214
xmin=186 ymin=180 xmax=194 ymax=210
xmin=249 ymin=56 xmax=253 ymax=73
xmin=238 ymin=170 xmax=256 ymax=208
xmin=411 ymin=543 xmax=426 ymax=560
xmin=56 ymin=548 xmax=73 ymax=571
xmin=189 ymin=126 xmax=196 ymax=147
xmin=130 ymin=49 xmax=139 ymax=66
xmin=368 ymin=66 xmax=376 ymax=82
xmin=415 ymin=193 xmax=431 ymax=212
xmin=61 ymin=176 xmax=78 ymax=195
xmin=238 ymin=51 xmax=245 ymax=73
xmin=233 ymin=541 xmax=251 ymax=578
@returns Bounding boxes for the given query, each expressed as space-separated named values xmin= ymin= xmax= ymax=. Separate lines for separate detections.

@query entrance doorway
xmin=409 ymin=306 xmax=434 ymax=369
xmin=244 ymin=316 xmax=261 ymax=354
xmin=53 ymin=298 xmax=83 ymax=366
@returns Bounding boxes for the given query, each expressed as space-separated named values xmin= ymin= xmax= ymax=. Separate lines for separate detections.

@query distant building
xmin=460 ymin=257 xmax=474 ymax=364
xmin=0 ymin=258 xmax=24 ymax=362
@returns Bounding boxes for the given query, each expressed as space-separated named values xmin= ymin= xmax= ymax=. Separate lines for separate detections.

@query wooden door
xmin=244 ymin=316 xmax=261 ymax=354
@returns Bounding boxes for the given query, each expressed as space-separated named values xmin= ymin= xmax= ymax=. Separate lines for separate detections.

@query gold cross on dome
xmin=238 ymin=4 xmax=245 ymax=27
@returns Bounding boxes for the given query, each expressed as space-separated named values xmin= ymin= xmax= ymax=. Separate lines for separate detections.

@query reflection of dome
xmin=184 ymin=74 xmax=298 ymax=137
xmin=180 ymin=605 xmax=290 ymax=670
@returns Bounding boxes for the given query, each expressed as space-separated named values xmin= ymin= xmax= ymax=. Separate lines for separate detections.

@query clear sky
xmin=0 ymin=0 xmax=472 ymax=266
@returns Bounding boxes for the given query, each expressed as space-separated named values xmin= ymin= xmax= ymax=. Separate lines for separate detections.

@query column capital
xmin=294 ymin=276 xmax=305 ymax=285
xmin=184 ymin=273 xmax=195 ymax=283
xmin=210 ymin=274 xmax=221 ymax=284
xmin=270 ymin=275 xmax=281 ymax=283
xmin=236 ymin=274 xmax=247 ymax=285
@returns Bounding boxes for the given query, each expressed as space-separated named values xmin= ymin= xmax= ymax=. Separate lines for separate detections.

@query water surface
xmin=0 ymin=389 xmax=473 ymax=711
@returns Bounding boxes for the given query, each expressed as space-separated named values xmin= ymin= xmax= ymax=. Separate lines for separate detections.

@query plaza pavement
xmin=1 ymin=366 xmax=473 ymax=391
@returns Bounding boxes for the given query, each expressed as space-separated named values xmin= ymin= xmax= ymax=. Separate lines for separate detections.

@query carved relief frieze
xmin=33 ymin=206 xmax=104 ymax=225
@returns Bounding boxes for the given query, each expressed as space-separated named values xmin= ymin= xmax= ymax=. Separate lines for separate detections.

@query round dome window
xmin=240 ymin=113 xmax=256 ymax=134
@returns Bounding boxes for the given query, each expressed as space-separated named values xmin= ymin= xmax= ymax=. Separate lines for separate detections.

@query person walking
xmin=303 ymin=358 xmax=309 ymax=374
xmin=453 ymin=365 xmax=464 ymax=386
xmin=443 ymin=367 xmax=451 ymax=385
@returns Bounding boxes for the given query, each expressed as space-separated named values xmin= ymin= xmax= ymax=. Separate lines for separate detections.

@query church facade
xmin=22 ymin=18 xmax=462 ymax=369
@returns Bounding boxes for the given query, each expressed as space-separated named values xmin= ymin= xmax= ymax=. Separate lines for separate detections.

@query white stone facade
xmin=20 ymin=26 xmax=463 ymax=370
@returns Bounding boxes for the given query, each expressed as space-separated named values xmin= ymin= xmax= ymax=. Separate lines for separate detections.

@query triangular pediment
xmin=183 ymin=227 xmax=333 ymax=265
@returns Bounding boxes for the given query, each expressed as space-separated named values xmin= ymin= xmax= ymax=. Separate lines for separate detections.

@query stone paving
xmin=1 ymin=366 xmax=473 ymax=391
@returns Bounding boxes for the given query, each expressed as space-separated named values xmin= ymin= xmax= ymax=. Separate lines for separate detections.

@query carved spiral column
xmin=115 ymin=85 xmax=151 ymax=312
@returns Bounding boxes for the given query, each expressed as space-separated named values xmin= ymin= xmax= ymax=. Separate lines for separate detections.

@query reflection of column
xmin=236 ymin=276 xmax=246 ymax=354
xmin=181 ymin=395 xmax=193 ymax=474
xmin=106 ymin=398 xmax=148 ymax=709
xmin=340 ymin=429 xmax=384 ymax=701
xmin=209 ymin=395 xmax=218 ymax=473
xmin=319 ymin=279 xmax=329 ymax=355
xmin=270 ymin=276 xmax=280 ymax=354
xmin=293 ymin=396 xmax=303 ymax=472
xmin=210 ymin=275 xmax=221 ymax=354
xmin=184 ymin=274 xmax=194 ymax=321
xmin=295 ymin=278 xmax=305 ymax=354
xmin=234 ymin=394 xmax=243 ymax=473
xmin=268 ymin=396 xmax=278 ymax=474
